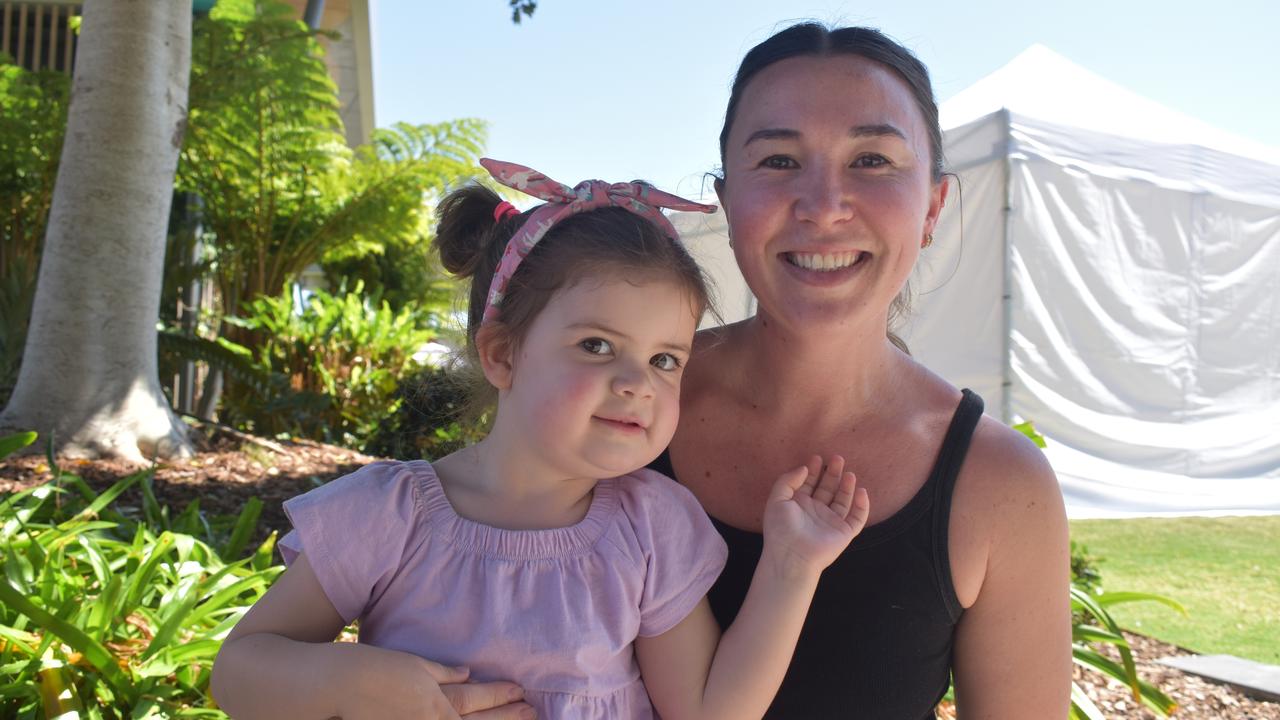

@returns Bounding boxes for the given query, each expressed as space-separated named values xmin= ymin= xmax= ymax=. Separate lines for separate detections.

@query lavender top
xmin=279 ymin=460 xmax=727 ymax=719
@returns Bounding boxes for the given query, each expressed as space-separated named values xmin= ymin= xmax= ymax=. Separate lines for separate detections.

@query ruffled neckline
xmin=403 ymin=460 xmax=620 ymax=560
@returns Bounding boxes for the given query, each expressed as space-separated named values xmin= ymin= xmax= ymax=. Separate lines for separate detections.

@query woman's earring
xmin=921 ymin=233 xmax=933 ymax=249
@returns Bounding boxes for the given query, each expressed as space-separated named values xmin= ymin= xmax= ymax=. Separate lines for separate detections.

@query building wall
xmin=279 ymin=0 xmax=375 ymax=148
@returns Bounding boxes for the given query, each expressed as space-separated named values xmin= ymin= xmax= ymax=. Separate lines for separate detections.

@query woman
xmin=324 ymin=22 xmax=1071 ymax=720
xmin=646 ymin=22 xmax=1071 ymax=718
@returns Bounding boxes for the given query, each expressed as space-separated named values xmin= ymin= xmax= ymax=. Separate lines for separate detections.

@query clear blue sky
xmin=370 ymin=0 xmax=1277 ymax=199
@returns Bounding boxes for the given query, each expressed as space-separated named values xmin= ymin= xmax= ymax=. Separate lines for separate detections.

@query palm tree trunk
xmin=0 ymin=0 xmax=193 ymax=463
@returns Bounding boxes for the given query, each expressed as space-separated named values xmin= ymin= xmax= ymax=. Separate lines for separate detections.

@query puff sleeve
xmin=619 ymin=469 xmax=728 ymax=637
xmin=278 ymin=461 xmax=424 ymax=624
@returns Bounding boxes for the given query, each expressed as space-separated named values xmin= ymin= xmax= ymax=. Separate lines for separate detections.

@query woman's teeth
xmin=785 ymin=251 xmax=862 ymax=271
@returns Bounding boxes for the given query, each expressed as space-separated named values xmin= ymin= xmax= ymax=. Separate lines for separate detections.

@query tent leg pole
xmin=1000 ymin=110 xmax=1014 ymax=424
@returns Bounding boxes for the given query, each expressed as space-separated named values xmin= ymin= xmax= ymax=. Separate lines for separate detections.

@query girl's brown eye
xmin=761 ymin=155 xmax=798 ymax=170
xmin=852 ymin=154 xmax=889 ymax=168
xmin=651 ymin=353 xmax=681 ymax=371
xmin=580 ymin=338 xmax=612 ymax=355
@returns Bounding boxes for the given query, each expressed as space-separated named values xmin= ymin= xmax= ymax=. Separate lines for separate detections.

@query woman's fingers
xmin=440 ymin=681 xmax=527 ymax=716
xmin=418 ymin=659 xmax=470 ymax=685
xmin=461 ymin=702 xmax=538 ymax=719
xmin=811 ymin=455 xmax=845 ymax=506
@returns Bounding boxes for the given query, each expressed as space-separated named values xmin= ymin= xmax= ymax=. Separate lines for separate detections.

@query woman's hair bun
xmin=434 ymin=184 xmax=505 ymax=278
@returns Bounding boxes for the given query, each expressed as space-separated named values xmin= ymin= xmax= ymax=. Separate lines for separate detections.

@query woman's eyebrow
xmin=743 ymin=124 xmax=907 ymax=148
xmin=850 ymin=123 xmax=906 ymax=140
xmin=742 ymin=128 xmax=799 ymax=147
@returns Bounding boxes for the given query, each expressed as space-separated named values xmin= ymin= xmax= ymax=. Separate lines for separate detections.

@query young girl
xmin=211 ymin=159 xmax=871 ymax=720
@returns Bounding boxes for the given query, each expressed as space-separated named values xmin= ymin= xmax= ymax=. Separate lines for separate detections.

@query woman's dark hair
xmin=718 ymin=23 xmax=947 ymax=352
xmin=433 ymin=184 xmax=712 ymax=415
xmin=719 ymin=23 xmax=944 ymax=182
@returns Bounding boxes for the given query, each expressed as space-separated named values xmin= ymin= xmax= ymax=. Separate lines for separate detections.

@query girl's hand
xmin=761 ymin=454 xmax=870 ymax=577
xmin=339 ymin=650 xmax=534 ymax=720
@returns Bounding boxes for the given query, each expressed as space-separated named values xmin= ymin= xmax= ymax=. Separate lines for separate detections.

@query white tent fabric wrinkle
xmin=907 ymin=45 xmax=1280 ymax=517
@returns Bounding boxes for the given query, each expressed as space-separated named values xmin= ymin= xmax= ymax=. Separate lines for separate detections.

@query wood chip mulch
xmin=1071 ymin=632 xmax=1280 ymax=719
xmin=2 ymin=422 xmax=1277 ymax=720
xmin=0 ymin=420 xmax=374 ymax=550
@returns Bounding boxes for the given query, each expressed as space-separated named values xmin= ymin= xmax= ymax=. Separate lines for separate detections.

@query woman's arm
xmin=951 ymin=427 xmax=1072 ymax=718
xmin=635 ymin=456 xmax=869 ymax=720
xmin=211 ymin=552 xmax=530 ymax=720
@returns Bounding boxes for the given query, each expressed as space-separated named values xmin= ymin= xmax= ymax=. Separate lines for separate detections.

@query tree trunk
xmin=0 ymin=0 xmax=193 ymax=463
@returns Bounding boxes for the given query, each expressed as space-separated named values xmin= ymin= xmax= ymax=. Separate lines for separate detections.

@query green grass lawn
xmin=1069 ymin=515 xmax=1280 ymax=665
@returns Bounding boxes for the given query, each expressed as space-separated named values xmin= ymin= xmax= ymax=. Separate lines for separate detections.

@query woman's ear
xmin=714 ymin=177 xmax=734 ymax=246
xmin=714 ymin=177 xmax=729 ymax=224
xmin=475 ymin=323 xmax=514 ymax=391
xmin=924 ymin=174 xmax=951 ymax=237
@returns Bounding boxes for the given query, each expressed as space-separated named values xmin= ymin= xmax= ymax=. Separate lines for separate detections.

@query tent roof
xmin=939 ymin=45 xmax=1280 ymax=166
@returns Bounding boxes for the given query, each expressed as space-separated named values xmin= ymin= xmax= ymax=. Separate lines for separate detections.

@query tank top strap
xmin=930 ymin=388 xmax=985 ymax=622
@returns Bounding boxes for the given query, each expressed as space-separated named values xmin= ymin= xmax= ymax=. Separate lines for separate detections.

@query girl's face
xmin=499 ymin=274 xmax=700 ymax=480
xmin=717 ymin=54 xmax=946 ymax=332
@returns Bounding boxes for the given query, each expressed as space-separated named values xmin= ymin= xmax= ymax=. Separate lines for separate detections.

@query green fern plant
xmin=178 ymin=2 xmax=486 ymax=322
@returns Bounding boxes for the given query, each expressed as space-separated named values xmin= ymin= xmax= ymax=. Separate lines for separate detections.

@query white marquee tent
xmin=675 ymin=46 xmax=1280 ymax=517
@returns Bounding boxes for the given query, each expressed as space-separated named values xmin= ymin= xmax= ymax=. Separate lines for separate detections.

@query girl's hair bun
xmin=434 ymin=184 xmax=506 ymax=278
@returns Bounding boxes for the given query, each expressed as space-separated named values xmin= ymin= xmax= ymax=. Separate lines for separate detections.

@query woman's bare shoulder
xmin=950 ymin=413 xmax=1067 ymax=605
xmin=963 ymin=416 xmax=1061 ymax=511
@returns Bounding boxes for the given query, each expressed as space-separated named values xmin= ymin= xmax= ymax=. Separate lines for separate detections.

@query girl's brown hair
xmin=433 ymin=183 xmax=712 ymax=415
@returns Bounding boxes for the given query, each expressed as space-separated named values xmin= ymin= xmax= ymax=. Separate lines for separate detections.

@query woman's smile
xmin=782 ymin=250 xmax=868 ymax=272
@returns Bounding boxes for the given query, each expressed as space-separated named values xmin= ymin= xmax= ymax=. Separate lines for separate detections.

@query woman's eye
xmin=650 ymin=353 xmax=682 ymax=371
xmin=852 ymin=154 xmax=890 ymax=168
xmin=580 ymin=338 xmax=613 ymax=355
xmin=760 ymin=155 xmax=798 ymax=170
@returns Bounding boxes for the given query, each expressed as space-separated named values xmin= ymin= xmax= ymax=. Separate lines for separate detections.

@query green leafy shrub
xmin=0 ymin=432 xmax=278 ymax=718
xmin=362 ymin=366 xmax=488 ymax=461
xmin=1069 ymin=587 xmax=1184 ymax=719
xmin=1063 ymin=499 xmax=1185 ymax=718
xmin=0 ymin=57 xmax=70 ymax=405
xmin=168 ymin=0 xmax=484 ymax=429
xmin=1070 ymin=540 xmax=1104 ymax=595
xmin=217 ymin=284 xmax=436 ymax=446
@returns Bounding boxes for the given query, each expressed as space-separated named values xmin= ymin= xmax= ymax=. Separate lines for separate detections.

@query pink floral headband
xmin=479 ymin=158 xmax=716 ymax=322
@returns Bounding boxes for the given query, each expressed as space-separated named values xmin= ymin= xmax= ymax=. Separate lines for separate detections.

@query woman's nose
xmin=794 ymin=163 xmax=853 ymax=227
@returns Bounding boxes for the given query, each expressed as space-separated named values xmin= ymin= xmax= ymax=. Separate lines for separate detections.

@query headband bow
xmin=479 ymin=157 xmax=716 ymax=322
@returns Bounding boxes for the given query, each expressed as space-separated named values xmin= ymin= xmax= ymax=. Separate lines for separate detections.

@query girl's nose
xmin=611 ymin=365 xmax=653 ymax=398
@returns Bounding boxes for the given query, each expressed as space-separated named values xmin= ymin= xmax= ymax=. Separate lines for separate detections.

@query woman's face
xmin=717 ymin=54 xmax=947 ymax=332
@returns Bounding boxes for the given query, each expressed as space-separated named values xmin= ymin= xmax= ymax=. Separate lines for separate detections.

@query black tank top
xmin=649 ymin=389 xmax=984 ymax=720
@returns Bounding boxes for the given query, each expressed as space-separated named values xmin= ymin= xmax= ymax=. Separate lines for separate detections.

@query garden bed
xmin=2 ymin=424 xmax=1277 ymax=720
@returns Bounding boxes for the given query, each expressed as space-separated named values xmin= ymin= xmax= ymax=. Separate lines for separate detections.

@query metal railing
xmin=1 ymin=2 xmax=82 ymax=73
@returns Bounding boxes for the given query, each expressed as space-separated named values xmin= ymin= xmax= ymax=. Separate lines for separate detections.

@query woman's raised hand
xmin=762 ymin=455 xmax=871 ymax=576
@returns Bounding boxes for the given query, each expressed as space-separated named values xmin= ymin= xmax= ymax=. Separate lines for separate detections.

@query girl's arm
xmin=211 ymin=552 xmax=530 ymax=720
xmin=635 ymin=456 xmax=869 ymax=720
